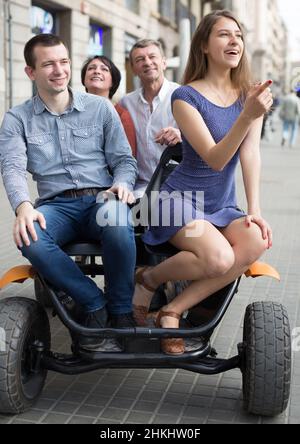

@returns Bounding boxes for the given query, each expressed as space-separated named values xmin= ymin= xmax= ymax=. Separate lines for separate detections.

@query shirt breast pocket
xmin=72 ymin=125 xmax=103 ymax=154
xmin=26 ymin=133 xmax=55 ymax=171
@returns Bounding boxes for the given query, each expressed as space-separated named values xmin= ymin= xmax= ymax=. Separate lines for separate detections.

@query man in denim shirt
xmin=0 ymin=34 xmax=138 ymax=350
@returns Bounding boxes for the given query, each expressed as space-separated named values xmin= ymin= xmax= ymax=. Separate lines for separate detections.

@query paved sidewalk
xmin=0 ymin=123 xmax=299 ymax=424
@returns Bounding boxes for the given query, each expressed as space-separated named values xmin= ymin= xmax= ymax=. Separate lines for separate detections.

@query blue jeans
xmin=20 ymin=196 xmax=136 ymax=314
xmin=282 ymin=120 xmax=298 ymax=147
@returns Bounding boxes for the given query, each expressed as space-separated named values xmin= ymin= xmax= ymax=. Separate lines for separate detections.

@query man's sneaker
xmin=110 ymin=312 xmax=136 ymax=329
xmin=109 ymin=312 xmax=136 ymax=350
xmin=79 ymin=306 xmax=108 ymax=350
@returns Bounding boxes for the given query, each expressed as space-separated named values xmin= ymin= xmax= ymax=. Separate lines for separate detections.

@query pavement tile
xmin=114 ymin=387 xmax=142 ymax=399
xmin=180 ymin=417 xmax=206 ymax=424
xmin=152 ymin=414 xmax=180 ymax=424
xmin=173 ymin=373 xmax=197 ymax=384
xmin=132 ymin=400 xmax=159 ymax=413
xmin=289 ymin=417 xmax=300 ymax=424
xmin=11 ymin=420 xmax=37 ymax=424
xmin=96 ymin=418 xmax=121 ymax=424
xmin=164 ymin=393 xmax=189 ymax=404
xmin=208 ymin=409 xmax=237 ymax=422
xmin=138 ymin=390 xmax=163 ymax=402
xmin=108 ymin=397 xmax=135 ymax=409
xmin=101 ymin=407 xmax=128 ymax=421
xmin=51 ymin=402 xmax=79 ymax=415
xmin=60 ymin=391 xmax=88 ymax=403
xmin=262 ymin=415 xmax=287 ymax=424
xmin=215 ymin=388 xmax=242 ymax=399
xmin=0 ymin=416 xmax=13 ymax=424
xmin=191 ymin=385 xmax=217 ymax=397
xmin=75 ymin=404 xmax=102 ymax=417
xmin=158 ymin=402 xmax=184 ymax=415
xmin=125 ymin=412 xmax=152 ymax=424
xmin=168 ymin=383 xmax=192 ymax=394
xmin=68 ymin=416 xmax=95 ymax=424
xmin=146 ymin=380 xmax=170 ymax=391
xmin=211 ymin=397 xmax=240 ymax=411
xmin=42 ymin=413 xmax=70 ymax=424
xmin=188 ymin=395 xmax=214 ymax=408
xmin=183 ymin=405 xmax=208 ymax=419
xmin=33 ymin=398 xmax=56 ymax=411
xmin=16 ymin=409 xmax=47 ymax=422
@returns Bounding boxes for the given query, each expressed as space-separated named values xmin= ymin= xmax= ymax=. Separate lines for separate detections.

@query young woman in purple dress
xmin=133 ymin=10 xmax=273 ymax=355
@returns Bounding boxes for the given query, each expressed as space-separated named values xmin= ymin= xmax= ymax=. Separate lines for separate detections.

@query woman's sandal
xmin=155 ymin=310 xmax=185 ymax=355
xmin=133 ymin=267 xmax=156 ymax=326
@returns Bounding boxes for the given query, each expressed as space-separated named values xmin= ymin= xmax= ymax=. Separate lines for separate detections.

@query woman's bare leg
xmin=160 ymin=218 xmax=268 ymax=327
xmin=133 ymin=220 xmax=234 ymax=315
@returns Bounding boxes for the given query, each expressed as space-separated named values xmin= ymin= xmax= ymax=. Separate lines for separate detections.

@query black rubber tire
xmin=0 ymin=297 xmax=50 ymax=414
xmin=242 ymin=302 xmax=291 ymax=417
xmin=34 ymin=276 xmax=53 ymax=308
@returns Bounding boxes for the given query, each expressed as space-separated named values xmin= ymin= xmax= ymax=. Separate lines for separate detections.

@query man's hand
xmin=154 ymin=127 xmax=182 ymax=146
xmin=105 ymin=185 xmax=135 ymax=205
xmin=14 ymin=202 xmax=46 ymax=248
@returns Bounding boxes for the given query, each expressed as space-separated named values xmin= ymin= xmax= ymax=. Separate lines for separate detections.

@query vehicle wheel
xmin=242 ymin=302 xmax=291 ymax=416
xmin=34 ymin=275 xmax=53 ymax=308
xmin=0 ymin=297 xmax=51 ymax=414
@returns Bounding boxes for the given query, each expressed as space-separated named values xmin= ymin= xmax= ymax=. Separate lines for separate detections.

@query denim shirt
xmin=0 ymin=89 xmax=137 ymax=211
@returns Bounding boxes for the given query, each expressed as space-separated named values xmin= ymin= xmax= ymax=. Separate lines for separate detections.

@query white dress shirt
xmin=120 ymin=78 xmax=179 ymax=197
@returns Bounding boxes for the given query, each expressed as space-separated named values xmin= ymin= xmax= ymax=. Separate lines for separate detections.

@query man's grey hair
xmin=129 ymin=39 xmax=165 ymax=64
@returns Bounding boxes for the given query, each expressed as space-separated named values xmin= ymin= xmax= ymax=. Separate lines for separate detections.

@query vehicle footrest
xmin=123 ymin=337 xmax=161 ymax=353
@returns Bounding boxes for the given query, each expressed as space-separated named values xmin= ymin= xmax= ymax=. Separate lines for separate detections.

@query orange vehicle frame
xmin=0 ymin=261 xmax=280 ymax=291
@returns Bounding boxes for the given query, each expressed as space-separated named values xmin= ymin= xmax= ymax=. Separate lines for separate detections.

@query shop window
xmin=89 ymin=23 xmax=111 ymax=57
xmin=30 ymin=3 xmax=71 ymax=92
xmin=30 ymin=3 xmax=71 ymax=50
xmin=31 ymin=5 xmax=56 ymax=34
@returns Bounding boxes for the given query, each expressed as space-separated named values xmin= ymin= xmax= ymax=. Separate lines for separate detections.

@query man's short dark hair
xmin=129 ymin=39 xmax=165 ymax=64
xmin=81 ymin=55 xmax=121 ymax=99
xmin=24 ymin=33 xmax=68 ymax=68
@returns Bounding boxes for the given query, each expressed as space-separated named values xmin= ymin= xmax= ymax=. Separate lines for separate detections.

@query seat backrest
xmin=144 ymin=144 xmax=182 ymax=198
xmin=140 ymin=144 xmax=182 ymax=227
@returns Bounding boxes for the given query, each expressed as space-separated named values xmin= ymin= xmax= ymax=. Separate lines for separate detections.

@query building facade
xmin=231 ymin=0 xmax=288 ymax=95
xmin=0 ymin=0 xmax=202 ymax=119
xmin=204 ymin=0 xmax=289 ymax=96
xmin=0 ymin=0 xmax=292 ymax=120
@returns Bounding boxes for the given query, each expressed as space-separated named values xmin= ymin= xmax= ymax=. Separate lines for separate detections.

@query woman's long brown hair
xmin=183 ymin=10 xmax=252 ymax=100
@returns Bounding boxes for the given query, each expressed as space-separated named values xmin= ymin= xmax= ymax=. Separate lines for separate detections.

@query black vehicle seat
xmin=141 ymin=144 xmax=182 ymax=258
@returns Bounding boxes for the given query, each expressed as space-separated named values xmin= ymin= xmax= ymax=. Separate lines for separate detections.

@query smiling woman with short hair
xmin=81 ymin=55 xmax=137 ymax=156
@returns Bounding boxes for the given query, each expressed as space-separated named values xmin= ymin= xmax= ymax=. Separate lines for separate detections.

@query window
xmin=30 ymin=4 xmax=59 ymax=95
xmin=125 ymin=0 xmax=139 ymax=14
xmin=89 ymin=23 xmax=112 ymax=57
xmin=31 ymin=5 xmax=56 ymax=34
xmin=125 ymin=33 xmax=139 ymax=93
xmin=158 ymin=0 xmax=177 ymax=24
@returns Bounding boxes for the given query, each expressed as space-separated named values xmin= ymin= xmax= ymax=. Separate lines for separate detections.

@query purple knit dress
xmin=143 ymin=85 xmax=246 ymax=246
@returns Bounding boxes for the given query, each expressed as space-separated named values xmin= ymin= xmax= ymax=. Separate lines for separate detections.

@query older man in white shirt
xmin=120 ymin=39 xmax=181 ymax=198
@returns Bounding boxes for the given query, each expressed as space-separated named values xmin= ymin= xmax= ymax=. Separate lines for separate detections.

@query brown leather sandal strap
xmin=156 ymin=310 xmax=181 ymax=327
xmin=135 ymin=267 xmax=156 ymax=292
xmin=159 ymin=310 xmax=181 ymax=320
